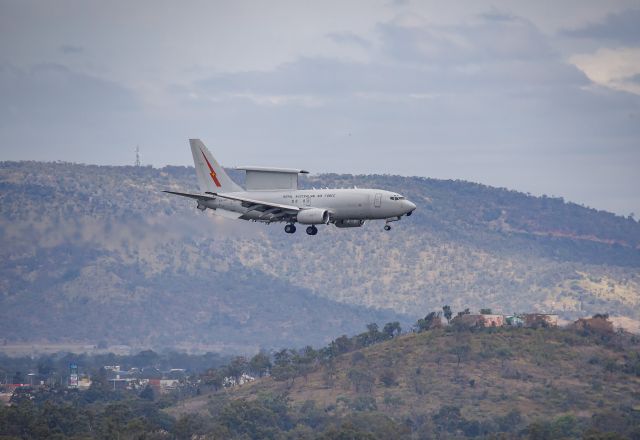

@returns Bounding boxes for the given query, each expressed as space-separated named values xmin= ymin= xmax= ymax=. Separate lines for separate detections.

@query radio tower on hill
xmin=135 ymin=145 xmax=141 ymax=167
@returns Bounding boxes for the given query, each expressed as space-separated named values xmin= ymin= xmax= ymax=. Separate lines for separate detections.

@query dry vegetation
xmin=168 ymin=325 xmax=640 ymax=438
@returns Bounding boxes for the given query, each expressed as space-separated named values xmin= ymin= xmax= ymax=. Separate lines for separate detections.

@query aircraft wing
xmin=206 ymin=192 xmax=300 ymax=221
xmin=164 ymin=190 xmax=300 ymax=222
xmin=206 ymin=192 xmax=300 ymax=212
xmin=162 ymin=190 xmax=214 ymax=201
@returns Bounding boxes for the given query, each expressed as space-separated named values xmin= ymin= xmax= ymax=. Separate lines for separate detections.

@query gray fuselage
xmin=201 ymin=188 xmax=415 ymax=222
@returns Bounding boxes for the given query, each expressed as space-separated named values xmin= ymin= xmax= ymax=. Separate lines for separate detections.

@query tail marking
xmin=201 ymin=150 xmax=222 ymax=187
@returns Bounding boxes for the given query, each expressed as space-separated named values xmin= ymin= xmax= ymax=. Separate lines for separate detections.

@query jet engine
xmin=334 ymin=219 xmax=365 ymax=228
xmin=297 ymin=208 xmax=330 ymax=224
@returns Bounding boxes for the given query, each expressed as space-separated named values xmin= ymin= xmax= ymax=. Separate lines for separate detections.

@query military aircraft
xmin=164 ymin=139 xmax=416 ymax=235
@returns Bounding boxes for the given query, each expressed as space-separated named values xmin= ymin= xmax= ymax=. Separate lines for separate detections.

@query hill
xmin=167 ymin=324 xmax=640 ymax=438
xmin=1 ymin=161 xmax=639 ymax=350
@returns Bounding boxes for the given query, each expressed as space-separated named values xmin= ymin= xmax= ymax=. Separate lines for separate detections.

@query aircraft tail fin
xmin=190 ymin=139 xmax=242 ymax=194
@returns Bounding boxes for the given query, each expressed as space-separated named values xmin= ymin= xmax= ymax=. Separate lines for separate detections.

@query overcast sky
xmin=1 ymin=0 xmax=639 ymax=216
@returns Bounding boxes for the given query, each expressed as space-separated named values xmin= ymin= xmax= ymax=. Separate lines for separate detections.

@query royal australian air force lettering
xmin=163 ymin=139 xmax=416 ymax=235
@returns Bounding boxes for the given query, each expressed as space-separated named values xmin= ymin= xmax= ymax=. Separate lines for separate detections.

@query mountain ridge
xmin=1 ymin=160 xmax=639 ymax=350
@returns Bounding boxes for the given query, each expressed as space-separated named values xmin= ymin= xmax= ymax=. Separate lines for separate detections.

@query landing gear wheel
xmin=384 ymin=224 xmax=391 ymax=231
xmin=285 ymin=224 xmax=297 ymax=234
xmin=306 ymin=225 xmax=318 ymax=235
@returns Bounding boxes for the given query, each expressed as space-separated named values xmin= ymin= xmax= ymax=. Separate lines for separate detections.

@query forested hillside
xmin=1 ymin=161 xmax=639 ymax=349
xmin=168 ymin=322 xmax=640 ymax=439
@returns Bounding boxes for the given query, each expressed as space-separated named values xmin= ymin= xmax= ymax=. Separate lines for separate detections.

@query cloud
xmin=165 ymin=12 xmax=640 ymax=218
xmin=188 ymin=13 xmax=586 ymax=104
xmin=561 ymin=8 xmax=640 ymax=44
xmin=59 ymin=44 xmax=84 ymax=55
xmin=1 ymin=5 xmax=638 ymax=216
xmin=0 ymin=63 xmax=137 ymax=123
xmin=327 ymin=31 xmax=372 ymax=49
xmin=374 ymin=12 xmax=559 ymax=71
xmin=570 ymin=48 xmax=640 ymax=95
xmin=0 ymin=63 xmax=143 ymax=164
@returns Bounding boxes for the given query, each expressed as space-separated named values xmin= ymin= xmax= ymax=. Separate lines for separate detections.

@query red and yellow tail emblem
xmin=201 ymin=150 xmax=222 ymax=187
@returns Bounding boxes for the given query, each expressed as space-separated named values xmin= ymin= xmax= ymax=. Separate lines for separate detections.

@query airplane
xmin=163 ymin=139 xmax=416 ymax=235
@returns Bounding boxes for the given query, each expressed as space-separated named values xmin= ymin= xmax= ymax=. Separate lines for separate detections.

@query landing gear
xmin=306 ymin=225 xmax=318 ymax=235
xmin=285 ymin=224 xmax=297 ymax=234
xmin=384 ymin=216 xmax=400 ymax=231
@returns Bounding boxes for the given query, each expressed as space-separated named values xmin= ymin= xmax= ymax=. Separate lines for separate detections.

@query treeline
xmin=201 ymin=321 xmax=403 ymax=390
xmin=3 ymin=317 xmax=640 ymax=439
xmin=2 ymin=379 xmax=639 ymax=439
xmin=0 ymin=350 xmax=231 ymax=386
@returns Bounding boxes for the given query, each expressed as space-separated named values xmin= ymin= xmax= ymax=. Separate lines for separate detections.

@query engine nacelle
xmin=334 ymin=219 xmax=365 ymax=228
xmin=297 ymin=208 xmax=330 ymax=225
xmin=197 ymin=199 xmax=217 ymax=210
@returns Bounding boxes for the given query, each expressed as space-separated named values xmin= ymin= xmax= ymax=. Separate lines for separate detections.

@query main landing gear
xmin=384 ymin=224 xmax=391 ymax=231
xmin=284 ymin=224 xmax=318 ymax=235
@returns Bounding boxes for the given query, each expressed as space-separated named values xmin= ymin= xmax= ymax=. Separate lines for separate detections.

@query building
xmin=480 ymin=314 xmax=505 ymax=327
xmin=570 ymin=315 xmax=613 ymax=334
xmin=522 ymin=314 xmax=558 ymax=328
xmin=452 ymin=314 xmax=504 ymax=328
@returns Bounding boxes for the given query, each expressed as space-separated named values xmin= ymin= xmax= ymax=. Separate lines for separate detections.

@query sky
xmin=1 ymin=0 xmax=639 ymax=216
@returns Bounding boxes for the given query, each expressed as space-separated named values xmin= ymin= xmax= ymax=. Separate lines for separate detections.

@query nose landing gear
xmin=284 ymin=224 xmax=296 ymax=234
xmin=384 ymin=216 xmax=400 ymax=231
xmin=306 ymin=225 xmax=318 ymax=235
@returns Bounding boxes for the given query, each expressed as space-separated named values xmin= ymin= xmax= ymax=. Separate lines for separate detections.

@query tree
xmin=456 ymin=308 xmax=470 ymax=318
xmin=249 ymin=351 xmax=272 ymax=377
xmin=272 ymin=350 xmax=297 ymax=385
xmin=36 ymin=358 xmax=54 ymax=376
xmin=450 ymin=345 xmax=471 ymax=367
xmin=480 ymin=308 xmax=492 ymax=315
xmin=432 ymin=405 xmax=464 ymax=433
xmin=12 ymin=371 xmax=24 ymax=384
xmin=225 ymin=356 xmax=248 ymax=384
xmin=347 ymin=368 xmax=375 ymax=393
xmin=84 ymin=367 xmax=111 ymax=402
xmin=292 ymin=346 xmax=318 ymax=382
xmin=415 ymin=312 xmax=442 ymax=332
xmin=131 ymin=349 xmax=160 ymax=369
xmin=358 ymin=323 xmax=383 ymax=346
xmin=442 ymin=305 xmax=453 ymax=324
xmin=379 ymin=369 xmax=398 ymax=387
xmin=383 ymin=322 xmax=402 ymax=339
xmin=328 ymin=335 xmax=353 ymax=357
xmin=139 ymin=384 xmax=155 ymax=401
xmin=202 ymin=368 xmax=224 ymax=391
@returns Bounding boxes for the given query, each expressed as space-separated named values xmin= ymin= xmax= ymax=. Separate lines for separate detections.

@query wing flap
xmin=206 ymin=192 xmax=300 ymax=212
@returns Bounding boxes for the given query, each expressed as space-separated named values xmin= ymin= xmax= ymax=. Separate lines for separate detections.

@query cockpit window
xmin=390 ymin=196 xmax=404 ymax=201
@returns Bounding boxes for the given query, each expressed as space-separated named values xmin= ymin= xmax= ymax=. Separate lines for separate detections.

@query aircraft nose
xmin=404 ymin=200 xmax=416 ymax=214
